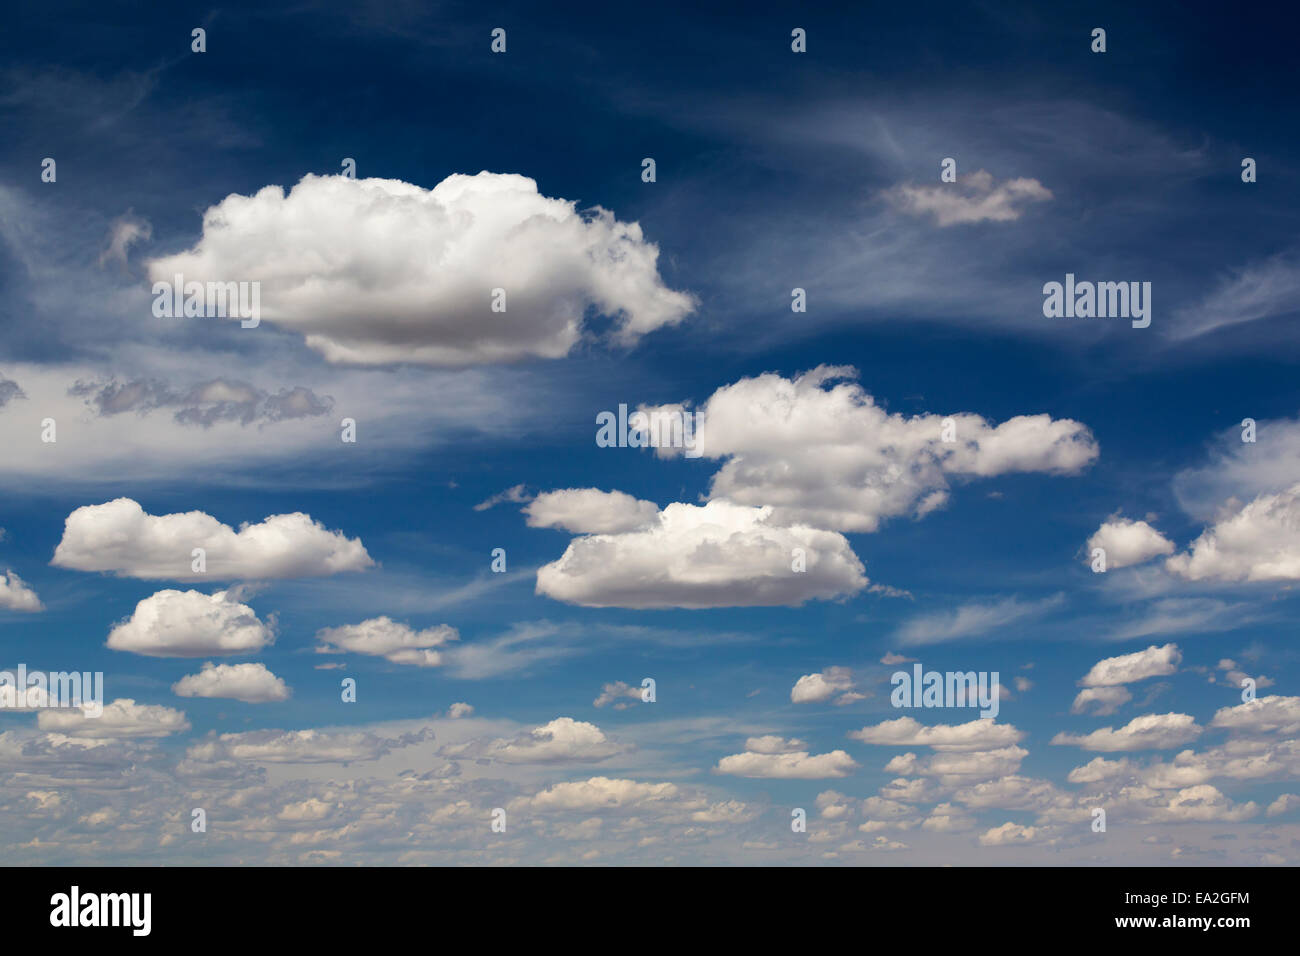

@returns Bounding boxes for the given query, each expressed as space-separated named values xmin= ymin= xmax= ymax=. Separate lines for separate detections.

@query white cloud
xmin=52 ymin=497 xmax=373 ymax=580
xmin=885 ymin=746 xmax=1028 ymax=779
xmin=1080 ymin=643 xmax=1181 ymax=687
xmin=315 ymin=616 xmax=457 ymax=667
xmin=172 ymin=662 xmax=291 ymax=702
xmin=592 ymin=681 xmax=643 ymax=709
xmin=885 ymin=170 xmax=1053 ymax=227
xmin=106 ymin=589 xmax=274 ymax=657
xmin=1210 ymin=696 xmax=1300 ymax=736
xmin=446 ymin=702 xmax=474 ymax=719
xmin=790 ymin=666 xmax=856 ymax=704
xmin=715 ymin=749 xmax=858 ymax=779
xmin=849 ymin=716 xmax=1024 ymax=751
xmin=444 ymin=717 xmax=627 ymax=764
xmin=145 ymin=172 xmax=696 ymax=365
xmin=525 ymin=488 xmax=659 ymax=534
xmin=1267 ymin=793 xmax=1300 ymax=817
xmin=1051 ymin=713 xmax=1202 ymax=752
xmin=1166 ymin=483 xmax=1300 ymax=582
xmin=1070 ymin=686 xmax=1132 ymax=716
xmin=652 ymin=367 xmax=1096 ymax=533
xmin=535 ymin=499 xmax=867 ymax=608
xmin=0 ymin=571 xmax=43 ymax=612
xmin=516 ymin=776 xmax=680 ymax=812
xmin=37 ymin=699 xmax=190 ymax=738
xmin=1086 ymin=517 xmax=1174 ymax=569
xmin=978 ymin=822 xmax=1047 ymax=846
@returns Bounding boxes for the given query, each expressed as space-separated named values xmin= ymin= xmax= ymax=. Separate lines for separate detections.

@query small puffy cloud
xmin=0 ymin=571 xmax=43 ymax=612
xmin=145 ymin=172 xmax=696 ymax=366
xmin=1066 ymin=756 xmax=1136 ymax=784
xmin=446 ymin=702 xmax=474 ymax=719
xmin=1051 ymin=713 xmax=1202 ymax=752
xmin=1210 ymin=696 xmax=1300 ymax=736
xmin=172 ymin=662 xmax=290 ymax=703
xmin=107 ymin=589 xmax=274 ymax=657
xmin=791 ymin=666 xmax=856 ymax=704
xmin=52 ymin=498 xmax=373 ymax=580
xmin=1086 ymin=517 xmax=1174 ymax=569
xmin=516 ymin=776 xmax=680 ymax=812
xmin=1267 ymin=793 xmax=1300 ymax=817
xmin=715 ymin=748 xmax=858 ymax=779
xmin=535 ymin=499 xmax=867 ymax=608
xmin=885 ymin=746 xmax=1028 ymax=779
xmin=1166 ymin=483 xmax=1300 ymax=582
xmin=848 ymin=716 xmax=1024 ymax=752
xmin=315 ymin=616 xmax=457 ymax=667
xmin=649 ymin=367 xmax=1096 ymax=533
xmin=592 ymin=681 xmax=643 ymax=709
xmin=37 ymin=698 xmax=190 ymax=738
xmin=880 ymin=652 xmax=914 ymax=666
xmin=525 ymin=489 xmax=660 ymax=534
xmin=886 ymin=170 xmax=1052 ymax=227
xmin=1070 ymin=686 xmax=1132 ymax=716
xmin=978 ymin=822 xmax=1047 ymax=846
xmin=1080 ymin=643 xmax=1181 ymax=687
xmin=444 ymin=717 xmax=627 ymax=764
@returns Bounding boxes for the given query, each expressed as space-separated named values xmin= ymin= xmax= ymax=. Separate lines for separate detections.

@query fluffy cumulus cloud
xmin=592 ymin=681 xmax=644 ymax=709
xmin=849 ymin=717 xmax=1024 ymax=751
xmin=524 ymin=489 xmax=660 ymax=534
xmin=442 ymin=717 xmax=627 ymax=764
xmin=885 ymin=746 xmax=1029 ymax=779
xmin=52 ymin=498 xmax=373 ymax=581
xmin=1166 ymin=483 xmax=1300 ymax=582
xmin=37 ymin=698 xmax=190 ymax=738
xmin=172 ymin=662 xmax=291 ymax=703
xmin=1070 ymin=686 xmax=1133 ymax=716
xmin=145 ymin=172 xmax=696 ymax=366
xmin=535 ymin=499 xmax=866 ymax=608
xmin=0 ymin=571 xmax=43 ymax=612
xmin=515 ymin=776 xmax=681 ymax=812
xmin=885 ymin=170 xmax=1053 ymax=227
xmin=1210 ymin=696 xmax=1300 ymax=736
xmin=649 ymin=367 xmax=1097 ymax=533
xmin=1080 ymin=644 xmax=1181 ymax=687
xmin=315 ymin=616 xmax=458 ymax=667
xmin=106 ymin=589 xmax=274 ymax=657
xmin=790 ymin=666 xmax=857 ymax=704
xmin=1051 ymin=713 xmax=1202 ymax=752
xmin=1086 ymin=517 xmax=1175 ymax=569
xmin=978 ymin=822 xmax=1048 ymax=846
xmin=715 ymin=748 xmax=858 ymax=779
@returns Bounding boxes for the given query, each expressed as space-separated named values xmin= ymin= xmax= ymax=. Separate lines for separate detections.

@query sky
xmin=1 ymin=0 xmax=1299 ymax=865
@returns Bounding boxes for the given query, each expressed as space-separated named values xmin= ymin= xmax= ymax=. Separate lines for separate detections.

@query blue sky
xmin=1 ymin=0 xmax=1298 ymax=864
